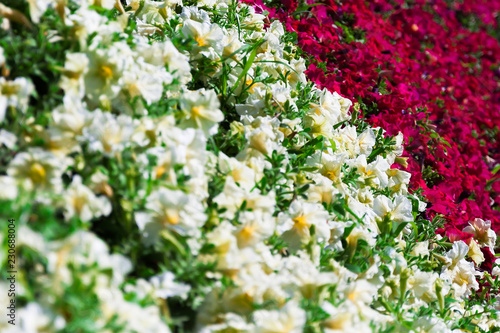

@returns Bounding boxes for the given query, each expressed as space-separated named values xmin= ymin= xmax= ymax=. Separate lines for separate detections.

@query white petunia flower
xmin=213 ymin=177 xmax=275 ymax=219
xmin=7 ymin=148 xmax=70 ymax=194
xmin=413 ymin=316 xmax=453 ymax=333
xmin=60 ymin=53 xmax=89 ymax=98
xmin=26 ymin=0 xmax=53 ymax=23
xmin=443 ymin=241 xmax=469 ymax=269
xmin=135 ymin=188 xmax=207 ymax=244
xmin=62 ymin=175 xmax=112 ymax=222
xmin=139 ymin=39 xmax=192 ymax=84
xmin=122 ymin=58 xmax=172 ymax=105
xmin=182 ymin=19 xmax=224 ymax=59
xmin=81 ymin=110 xmax=137 ymax=156
xmin=47 ymin=95 xmax=92 ymax=156
xmin=357 ymin=128 xmax=376 ymax=155
xmin=0 ymin=129 xmax=17 ymax=149
xmin=0 ymin=77 xmax=34 ymax=122
xmin=17 ymin=302 xmax=66 ymax=333
xmin=234 ymin=210 xmax=276 ymax=248
xmin=409 ymin=269 xmax=439 ymax=302
xmin=0 ymin=176 xmax=18 ymax=200
xmin=253 ymin=301 xmax=306 ymax=333
xmin=306 ymin=151 xmax=347 ymax=184
xmin=84 ymin=47 xmax=127 ymax=104
xmin=149 ymin=271 xmax=191 ymax=300
xmin=218 ymin=152 xmax=258 ymax=190
xmin=179 ymin=89 xmax=223 ymax=135
xmin=277 ymin=200 xmax=330 ymax=251
xmin=463 ymin=218 xmax=497 ymax=252
xmin=373 ymin=195 xmax=413 ymax=232
xmin=238 ymin=116 xmax=286 ymax=160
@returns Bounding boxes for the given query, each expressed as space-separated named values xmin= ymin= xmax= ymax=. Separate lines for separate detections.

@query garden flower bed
xmin=0 ymin=0 xmax=499 ymax=332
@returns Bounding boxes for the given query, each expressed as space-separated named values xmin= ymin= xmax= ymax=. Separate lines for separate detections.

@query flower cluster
xmin=245 ymin=0 xmax=500 ymax=292
xmin=0 ymin=0 xmax=499 ymax=332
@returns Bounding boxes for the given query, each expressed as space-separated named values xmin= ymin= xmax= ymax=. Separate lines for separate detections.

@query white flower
xmin=387 ymin=168 xmax=411 ymax=193
xmin=66 ymin=7 xmax=110 ymax=47
xmin=241 ymin=6 xmax=265 ymax=30
xmin=253 ymin=301 xmax=306 ymax=333
xmin=198 ymin=313 xmax=254 ymax=333
xmin=234 ymin=210 xmax=276 ymax=248
xmin=373 ymin=195 xmax=413 ymax=230
xmin=81 ymin=110 xmax=137 ymax=156
xmin=48 ymin=95 xmax=92 ymax=156
xmin=62 ymin=175 xmax=112 ymax=222
xmin=348 ymin=155 xmax=391 ymax=188
xmin=179 ymin=7 xmax=211 ymax=24
xmin=182 ymin=19 xmax=224 ymax=59
xmin=122 ymin=58 xmax=172 ymax=105
xmin=0 ymin=46 xmax=4 ymax=67
xmin=321 ymin=301 xmax=371 ymax=333
xmin=306 ymin=151 xmax=347 ymax=184
xmin=18 ymin=226 xmax=46 ymax=253
xmin=305 ymin=88 xmax=352 ymax=138
xmin=413 ymin=316 xmax=453 ymax=333
xmin=409 ymin=269 xmax=438 ymax=302
xmin=135 ymin=188 xmax=206 ymax=244
xmin=179 ymin=89 xmax=223 ymax=135
xmin=0 ymin=77 xmax=34 ymax=122
xmin=443 ymin=241 xmax=469 ymax=269
xmin=139 ymin=39 xmax=191 ymax=83
xmin=238 ymin=116 xmax=285 ymax=159
xmin=60 ymin=53 xmax=89 ymax=97
xmin=411 ymin=240 xmax=430 ymax=257
xmin=0 ymin=129 xmax=16 ymax=149
xmin=84 ymin=47 xmax=127 ymax=104
xmin=150 ymin=271 xmax=191 ymax=300
xmin=26 ymin=0 xmax=52 ymax=23
xmin=218 ymin=152 xmax=258 ymax=190
xmin=463 ymin=218 xmax=497 ymax=251
xmin=46 ymin=231 xmax=131 ymax=288
xmin=467 ymin=240 xmax=485 ymax=265
xmin=342 ymin=279 xmax=378 ymax=308
xmin=277 ymin=200 xmax=330 ymax=250
xmin=7 ymin=148 xmax=70 ymax=194
xmin=447 ymin=259 xmax=480 ymax=298
xmin=221 ymin=29 xmax=245 ymax=61
xmin=213 ymin=177 xmax=275 ymax=219
xmin=0 ymin=176 xmax=18 ymax=200
xmin=98 ymin=287 xmax=171 ymax=333
xmin=281 ymin=256 xmax=337 ymax=299
xmin=18 ymin=303 xmax=66 ymax=333
xmin=357 ymin=128 xmax=376 ymax=155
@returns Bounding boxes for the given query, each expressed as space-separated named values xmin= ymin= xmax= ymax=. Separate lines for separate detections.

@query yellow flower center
xmin=231 ymin=168 xmax=244 ymax=183
xmin=128 ymin=83 xmax=141 ymax=97
xmin=191 ymin=106 xmax=202 ymax=117
xmin=72 ymin=196 xmax=86 ymax=215
xmin=245 ymin=78 xmax=255 ymax=93
xmin=1 ymin=84 xmax=19 ymax=96
xmin=195 ymin=35 xmax=207 ymax=47
xmin=155 ymin=165 xmax=167 ymax=179
xmin=239 ymin=225 xmax=254 ymax=240
xmin=29 ymin=163 xmax=46 ymax=184
xmin=99 ymin=65 xmax=113 ymax=79
xmin=164 ymin=209 xmax=180 ymax=225
xmin=293 ymin=215 xmax=309 ymax=229
xmin=324 ymin=170 xmax=338 ymax=181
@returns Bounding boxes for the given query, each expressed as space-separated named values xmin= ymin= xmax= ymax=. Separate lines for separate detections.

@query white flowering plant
xmin=0 ymin=0 xmax=499 ymax=332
